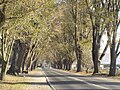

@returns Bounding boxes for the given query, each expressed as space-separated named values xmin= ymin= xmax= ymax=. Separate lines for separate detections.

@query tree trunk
xmin=108 ymin=0 xmax=119 ymax=76
xmin=32 ymin=60 xmax=37 ymax=70
xmin=85 ymin=0 xmax=101 ymax=75
xmin=21 ymin=48 xmax=30 ymax=72
xmin=7 ymin=49 xmax=17 ymax=75
xmin=7 ymin=40 xmax=18 ymax=75
xmin=1 ymin=60 xmax=7 ymax=80
xmin=109 ymin=49 xmax=116 ymax=76
xmin=109 ymin=30 xmax=117 ymax=76
xmin=1 ymin=30 xmax=6 ymax=80
xmin=28 ymin=52 xmax=34 ymax=71
xmin=76 ymin=45 xmax=82 ymax=72
xmin=16 ymin=43 xmax=25 ymax=73
xmin=74 ymin=6 xmax=82 ymax=72
xmin=92 ymin=44 xmax=99 ymax=74
xmin=68 ymin=61 xmax=72 ymax=71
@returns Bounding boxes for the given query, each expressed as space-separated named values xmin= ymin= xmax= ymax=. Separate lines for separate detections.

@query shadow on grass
xmin=19 ymin=74 xmax=45 ymax=78
xmin=0 ymin=81 xmax=48 ymax=85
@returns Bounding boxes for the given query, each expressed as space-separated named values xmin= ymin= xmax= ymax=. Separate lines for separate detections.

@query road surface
xmin=43 ymin=68 xmax=120 ymax=90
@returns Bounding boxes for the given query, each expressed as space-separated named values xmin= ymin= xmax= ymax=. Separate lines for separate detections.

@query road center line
xmin=42 ymin=69 xmax=56 ymax=90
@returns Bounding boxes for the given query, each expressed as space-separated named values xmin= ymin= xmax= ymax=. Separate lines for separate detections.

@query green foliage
xmin=0 ymin=0 xmax=119 ymax=77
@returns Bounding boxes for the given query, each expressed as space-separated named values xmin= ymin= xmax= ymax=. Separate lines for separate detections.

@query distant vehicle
xmin=116 ymin=66 xmax=120 ymax=70
xmin=37 ymin=64 xmax=42 ymax=67
xmin=22 ymin=70 xmax=28 ymax=74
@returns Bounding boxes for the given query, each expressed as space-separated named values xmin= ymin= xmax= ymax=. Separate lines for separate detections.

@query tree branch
xmin=116 ymin=39 xmax=120 ymax=54
xmin=99 ymin=40 xmax=109 ymax=60
xmin=117 ymin=52 xmax=120 ymax=58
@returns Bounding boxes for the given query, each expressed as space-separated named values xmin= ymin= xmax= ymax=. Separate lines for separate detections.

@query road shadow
xmin=44 ymin=69 xmax=93 ymax=78
xmin=84 ymin=80 xmax=120 ymax=85
xmin=44 ymin=74 xmax=92 ymax=78
xmin=49 ymin=80 xmax=120 ymax=86
xmin=48 ymin=80 xmax=120 ymax=89
xmin=50 ymin=80 xmax=85 ymax=85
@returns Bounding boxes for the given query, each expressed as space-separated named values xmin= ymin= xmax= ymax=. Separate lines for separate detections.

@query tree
xmin=85 ymin=0 xmax=111 ymax=74
xmin=106 ymin=0 xmax=120 ymax=76
xmin=0 ymin=0 xmax=55 ymax=80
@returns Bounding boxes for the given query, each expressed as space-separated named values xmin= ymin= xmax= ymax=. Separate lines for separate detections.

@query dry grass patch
xmin=0 ymin=75 xmax=27 ymax=90
xmin=0 ymin=68 xmax=52 ymax=90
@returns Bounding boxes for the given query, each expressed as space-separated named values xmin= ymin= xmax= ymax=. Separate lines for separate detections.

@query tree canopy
xmin=0 ymin=0 xmax=120 ymax=80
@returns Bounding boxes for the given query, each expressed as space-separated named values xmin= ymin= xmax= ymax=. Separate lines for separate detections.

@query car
xmin=116 ymin=66 xmax=120 ymax=70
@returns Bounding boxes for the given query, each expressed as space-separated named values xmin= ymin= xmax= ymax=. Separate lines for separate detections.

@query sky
xmin=101 ymin=26 xmax=120 ymax=64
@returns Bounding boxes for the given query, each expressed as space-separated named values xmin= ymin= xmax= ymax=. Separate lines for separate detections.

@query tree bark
xmin=92 ymin=40 xmax=100 ymax=74
xmin=21 ymin=49 xmax=29 ymax=73
xmin=0 ymin=3 xmax=6 ymax=79
xmin=1 ymin=30 xmax=6 ymax=80
xmin=1 ymin=60 xmax=7 ymax=80
xmin=109 ymin=30 xmax=117 ymax=76
xmin=72 ymin=1 xmax=82 ymax=72
xmin=16 ymin=42 xmax=25 ymax=73
xmin=76 ymin=45 xmax=82 ymax=72
xmin=7 ymin=40 xmax=19 ymax=75
xmin=28 ymin=52 xmax=35 ymax=71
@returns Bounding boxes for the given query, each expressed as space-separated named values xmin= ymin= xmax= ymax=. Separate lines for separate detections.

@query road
xmin=43 ymin=68 xmax=120 ymax=90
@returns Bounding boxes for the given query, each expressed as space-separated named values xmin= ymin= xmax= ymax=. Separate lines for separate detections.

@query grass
xmin=0 ymin=84 xmax=26 ymax=90
xmin=0 ymin=70 xmax=41 ymax=90
xmin=0 ymin=69 xmax=50 ymax=90
xmin=59 ymin=68 xmax=120 ymax=80
xmin=0 ymin=75 xmax=27 ymax=90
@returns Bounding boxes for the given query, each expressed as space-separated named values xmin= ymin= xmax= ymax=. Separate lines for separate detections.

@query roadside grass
xmin=57 ymin=68 xmax=120 ymax=80
xmin=0 ymin=70 xmax=42 ymax=90
xmin=78 ymin=69 xmax=120 ymax=80
xmin=0 ymin=75 xmax=27 ymax=90
xmin=0 ymin=69 xmax=51 ymax=90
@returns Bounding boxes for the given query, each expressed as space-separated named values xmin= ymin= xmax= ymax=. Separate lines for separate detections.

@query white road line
xmin=52 ymin=69 xmax=110 ymax=90
xmin=42 ymin=69 xmax=56 ymax=90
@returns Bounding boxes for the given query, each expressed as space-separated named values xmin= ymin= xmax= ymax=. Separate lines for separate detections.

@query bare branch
xmin=99 ymin=40 xmax=109 ymax=60
xmin=117 ymin=52 xmax=120 ymax=58
xmin=116 ymin=39 xmax=120 ymax=54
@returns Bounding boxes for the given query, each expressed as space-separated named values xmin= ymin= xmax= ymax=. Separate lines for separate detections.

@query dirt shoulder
xmin=0 ymin=68 xmax=52 ymax=90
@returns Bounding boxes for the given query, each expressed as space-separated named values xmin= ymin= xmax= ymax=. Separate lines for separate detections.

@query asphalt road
xmin=43 ymin=68 xmax=120 ymax=90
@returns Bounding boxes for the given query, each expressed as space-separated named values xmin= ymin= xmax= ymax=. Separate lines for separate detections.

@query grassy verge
xmin=0 ymin=70 xmax=41 ymax=90
xmin=0 ymin=75 xmax=27 ymax=90
xmin=56 ymin=68 xmax=120 ymax=80
xmin=0 ymin=68 xmax=51 ymax=90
